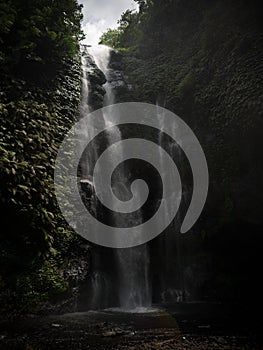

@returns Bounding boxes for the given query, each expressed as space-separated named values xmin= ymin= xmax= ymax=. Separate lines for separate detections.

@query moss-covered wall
xmin=0 ymin=0 xmax=90 ymax=314
xmin=107 ymin=0 xmax=263 ymax=302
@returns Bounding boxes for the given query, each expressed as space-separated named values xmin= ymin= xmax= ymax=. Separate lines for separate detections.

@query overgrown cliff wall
xmin=105 ymin=0 xmax=263 ymax=303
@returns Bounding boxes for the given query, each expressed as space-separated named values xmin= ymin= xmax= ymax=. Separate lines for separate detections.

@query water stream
xmin=80 ymin=45 xmax=151 ymax=310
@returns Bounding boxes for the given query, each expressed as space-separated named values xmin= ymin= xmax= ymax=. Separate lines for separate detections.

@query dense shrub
xmin=0 ymin=0 xmax=83 ymax=313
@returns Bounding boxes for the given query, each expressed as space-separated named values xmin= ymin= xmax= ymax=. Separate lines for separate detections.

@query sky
xmin=78 ymin=0 xmax=138 ymax=46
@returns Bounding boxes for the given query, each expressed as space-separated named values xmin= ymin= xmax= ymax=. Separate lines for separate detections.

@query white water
xmin=80 ymin=45 xmax=151 ymax=310
xmin=156 ymin=100 xmax=185 ymax=302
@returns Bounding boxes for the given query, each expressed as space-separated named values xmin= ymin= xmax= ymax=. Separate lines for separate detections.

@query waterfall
xmin=156 ymin=101 xmax=186 ymax=302
xmin=80 ymin=45 xmax=151 ymax=310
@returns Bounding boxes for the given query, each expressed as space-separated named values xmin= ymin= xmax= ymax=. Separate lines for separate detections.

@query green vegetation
xmin=0 ymin=0 xmax=262 ymax=313
xmin=101 ymin=0 xmax=262 ymax=222
xmin=101 ymin=0 xmax=263 ymax=302
xmin=99 ymin=29 xmax=122 ymax=49
xmin=99 ymin=9 xmax=139 ymax=50
xmin=0 ymin=0 xmax=84 ymax=313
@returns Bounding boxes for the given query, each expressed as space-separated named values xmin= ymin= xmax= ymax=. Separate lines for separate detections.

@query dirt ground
xmin=0 ymin=304 xmax=262 ymax=349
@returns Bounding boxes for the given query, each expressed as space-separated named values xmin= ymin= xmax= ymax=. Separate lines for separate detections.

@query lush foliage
xmin=99 ymin=28 xmax=122 ymax=49
xmin=0 ymin=0 xmax=83 ymax=313
xmin=0 ymin=0 xmax=84 ymax=78
xmin=102 ymin=0 xmax=263 ymax=302
xmin=99 ymin=9 xmax=139 ymax=50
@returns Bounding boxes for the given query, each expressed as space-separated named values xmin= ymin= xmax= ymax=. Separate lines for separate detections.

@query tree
xmin=99 ymin=28 xmax=121 ymax=48
xmin=99 ymin=9 xmax=140 ymax=49
xmin=0 ymin=0 xmax=84 ymax=78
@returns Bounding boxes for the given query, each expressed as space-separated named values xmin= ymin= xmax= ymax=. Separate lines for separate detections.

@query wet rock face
xmin=105 ymin=50 xmax=134 ymax=103
xmin=81 ymin=47 xmax=130 ymax=110
xmin=83 ymin=50 xmax=107 ymax=110
xmin=106 ymin=68 xmax=126 ymax=89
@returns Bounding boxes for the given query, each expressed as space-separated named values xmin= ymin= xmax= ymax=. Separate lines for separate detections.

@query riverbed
xmin=0 ymin=303 xmax=262 ymax=349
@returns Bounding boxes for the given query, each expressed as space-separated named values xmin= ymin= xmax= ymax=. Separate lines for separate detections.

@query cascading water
xmin=80 ymin=45 xmax=151 ymax=310
xmin=79 ymin=50 xmax=111 ymax=309
xmin=156 ymin=102 xmax=185 ymax=302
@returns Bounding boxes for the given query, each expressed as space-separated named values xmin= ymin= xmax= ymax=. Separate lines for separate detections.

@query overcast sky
xmin=78 ymin=0 xmax=138 ymax=46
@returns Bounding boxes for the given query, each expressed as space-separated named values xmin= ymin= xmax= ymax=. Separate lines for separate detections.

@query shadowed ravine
xmin=0 ymin=45 xmax=252 ymax=350
xmin=0 ymin=1 xmax=262 ymax=349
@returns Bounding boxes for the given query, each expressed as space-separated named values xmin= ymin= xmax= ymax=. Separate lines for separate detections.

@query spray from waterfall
xmin=156 ymin=100 xmax=185 ymax=302
xmin=80 ymin=45 xmax=151 ymax=310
